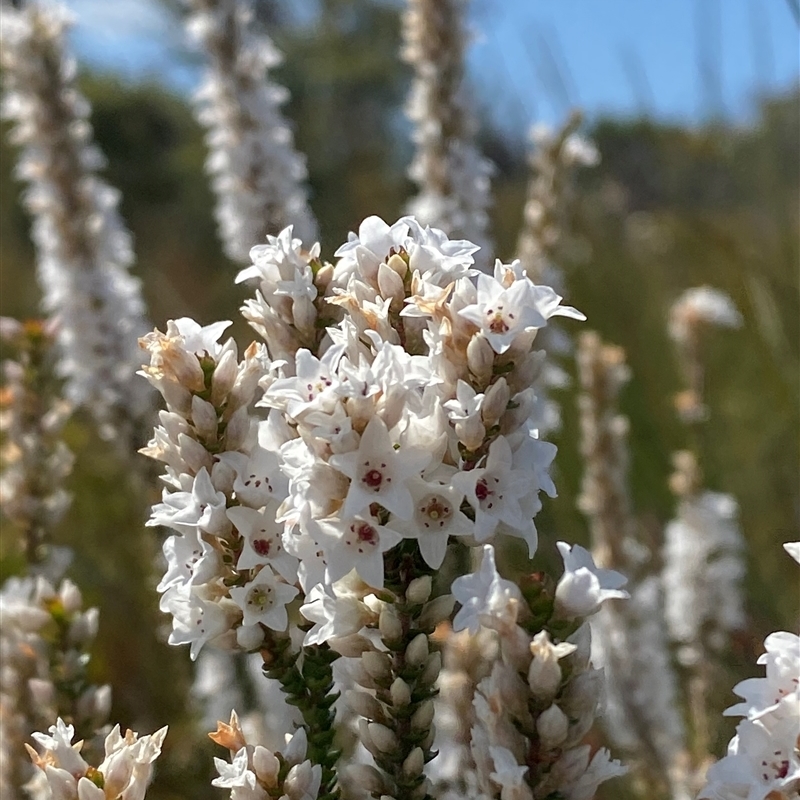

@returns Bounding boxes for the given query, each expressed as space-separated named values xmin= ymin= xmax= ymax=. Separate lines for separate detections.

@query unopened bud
xmin=379 ymin=606 xmax=403 ymax=642
xmin=346 ymin=689 xmax=384 ymax=722
xmin=420 ymin=651 xmax=442 ymax=686
xmin=253 ymin=746 xmax=279 ymax=787
xmin=292 ymin=297 xmax=317 ymax=334
xmin=389 ymin=678 xmax=411 ymax=707
xmin=378 ymin=263 xmax=405 ymax=305
xmin=467 ymin=335 xmax=494 ymax=384
xmin=402 ymin=747 xmax=425 ymax=779
xmin=368 ymin=722 xmax=398 ymax=753
xmin=405 ymin=633 xmax=429 ymax=667
xmin=314 ymin=263 xmax=334 ymax=291
xmin=210 ymin=349 xmax=237 ymax=406
xmin=536 ymin=703 xmax=569 ymax=750
xmin=222 ymin=406 xmax=251 ymax=451
xmin=386 ymin=253 xmax=408 ymax=277
xmin=481 ymin=377 xmax=510 ymax=425
xmin=419 ymin=595 xmax=455 ymax=629
xmin=406 ymin=576 xmax=432 ymax=605
xmin=361 ymin=651 xmax=392 ymax=681
xmin=410 ymin=699 xmax=435 ymax=731
xmin=191 ymin=395 xmax=219 ymax=441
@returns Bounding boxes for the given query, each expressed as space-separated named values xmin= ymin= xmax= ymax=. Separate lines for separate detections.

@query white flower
xmin=311 ymin=515 xmax=402 ymax=589
xmin=299 ymin=583 xmax=372 ymax=646
xmin=452 ymin=436 xmax=537 ymax=550
xmin=229 ymin=566 xmax=298 ymax=631
xmin=554 ymin=542 xmax=628 ymax=619
xmin=227 ymin=503 xmax=298 ymax=582
xmin=148 ymin=467 xmax=230 ymax=538
xmin=489 ymin=745 xmax=531 ymax=800
xmin=212 ymin=747 xmax=259 ymax=791
xmin=724 ymin=632 xmax=800 ymax=721
xmin=452 ymin=544 xmax=521 ymax=635
xmin=388 ymin=480 xmax=471 ymax=569
xmin=329 ymin=416 xmax=431 ymax=521
xmin=165 ymin=588 xmax=232 ymax=660
xmin=157 ymin=530 xmax=222 ymax=595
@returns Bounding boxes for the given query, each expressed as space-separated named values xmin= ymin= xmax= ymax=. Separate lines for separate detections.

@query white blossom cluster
xmin=697 ymin=543 xmax=800 ymax=799
xmin=0 ymin=577 xmax=111 ymax=800
xmin=0 ymin=318 xmax=74 ymax=571
xmin=662 ymin=480 xmax=747 ymax=665
xmin=141 ymin=215 xmax=583 ymax=660
xmin=430 ymin=543 xmax=627 ymax=800
xmin=0 ymin=1 xmax=151 ymax=440
xmin=25 ymin=718 xmax=166 ymax=800
xmin=402 ymin=0 xmax=494 ymax=265
xmin=210 ymin=711 xmax=321 ymax=800
xmin=185 ymin=0 xmax=317 ymax=263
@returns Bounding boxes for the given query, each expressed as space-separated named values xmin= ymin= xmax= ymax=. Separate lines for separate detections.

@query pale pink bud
xmin=482 ymin=377 xmax=510 ymax=425
xmin=252 ymin=746 xmax=279 ymax=787
xmin=367 ymin=722 xmax=398 ymax=753
xmin=406 ymin=576 xmax=432 ymax=605
xmin=379 ymin=606 xmax=402 ymax=642
xmin=402 ymin=747 xmax=424 ymax=779
xmin=419 ymin=595 xmax=455 ymax=629
xmin=420 ymin=651 xmax=442 ymax=686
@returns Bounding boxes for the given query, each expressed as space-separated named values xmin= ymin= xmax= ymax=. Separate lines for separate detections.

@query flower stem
xmin=263 ymin=635 xmax=341 ymax=800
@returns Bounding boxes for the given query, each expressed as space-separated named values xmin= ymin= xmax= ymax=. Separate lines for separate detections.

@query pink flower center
xmin=475 ymin=479 xmax=490 ymax=501
xmin=253 ymin=539 xmax=272 ymax=557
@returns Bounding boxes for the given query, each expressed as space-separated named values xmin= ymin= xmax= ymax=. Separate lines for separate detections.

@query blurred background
xmin=1 ymin=1 xmax=798 ymax=798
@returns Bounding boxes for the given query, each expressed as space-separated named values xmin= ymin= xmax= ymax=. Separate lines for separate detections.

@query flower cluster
xmin=186 ymin=0 xmax=317 ymax=263
xmin=662 ymin=460 xmax=746 ymax=664
xmin=402 ymin=0 xmax=494 ymax=265
xmin=0 ymin=577 xmax=111 ymax=799
xmin=142 ymin=216 xmax=582 ymax=660
xmin=0 ymin=1 xmax=151 ymax=440
xmin=210 ymin=711 xmax=321 ymax=800
xmin=697 ymin=543 xmax=800 ymax=799
xmin=432 ymin=544 xmax=627 ymax=799
xmin=26 ymin=718 xmax=166 ymax=800
xmin=0 ymin=318 xmax=74 ymax=570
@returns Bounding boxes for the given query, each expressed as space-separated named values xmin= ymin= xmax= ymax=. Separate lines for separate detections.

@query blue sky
xmin=65 ymin=0 xmax=799 ymax=128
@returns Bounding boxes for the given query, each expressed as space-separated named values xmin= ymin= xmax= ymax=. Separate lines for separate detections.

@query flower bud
xmin=410 ymin=699 xmax=434 ymax=731
xmin=315 ymin=263 xmax=334 ymax=291
xmin=536 ymin=703 xmax=569 ymax=750
xmin=481 ymin=377 xmax=510 ymax=425
xmin=222 ymin=406 xmax=251 ymax=451
xmin=191 ymin=395 xmax=218 ymax=442
xmin=406 ymin=576 xmax=432 ymax=605
xmin=210 ymin=349 xmax=237 ymax=406
xmin=177 ymin=433 xmax=213 ymax=473
xmin=236 ymin=624 xmax=265 ymax=651
xmin=420 ymin=651 xmax=442 ymax=686
xmin=389 ymin=678 xmax=411 ymax=707
xmin=367 ymin=722 xmax=398 ymax=753
xmin=386 ymin=252 xmax=408 ymax=277
xmin=402 ymin=747 xmax=425 ymax=779
xmin=419 ymin=595 xmax=455 ymax=629
xmin=405 ymin=633 xmax=429 ymax=667
xmin=252 ymin=746 xmax=279 ymax=787
xmin=346 ymin=689 xmax=384 ymax=722
xmin=467 ymin=335 xmax=494 ymax=384
xmin=378 ymin=262 xmax=405 ymax=306
xmin=379 ymin=606 xmax=403 ymax=642
xmin=361 ymin=651 xmax=392 ymax=681
xmin=292 ymin=296 xmax=317 ymax=334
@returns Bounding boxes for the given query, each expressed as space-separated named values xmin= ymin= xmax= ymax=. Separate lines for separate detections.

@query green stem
xmin=264 ymin=636 xmax=341 ymax=800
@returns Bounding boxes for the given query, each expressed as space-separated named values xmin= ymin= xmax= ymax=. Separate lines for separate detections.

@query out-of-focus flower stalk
xmin=663 ymin=287 xmax=746 ymax=776
xmin=402 ymin=0 xmax=493 ymax=266
xmin=185 ymin=0 xmax=317 ymax=263
xmin=515 ymin=112 xmax=598 ymax=286
xmin=0 ymin=318 xmax=73 ymax=573
xmin=0 ymin=1 xmax=152 ymax=445
xmin=577 ymin=331 xmax=691 ymax=800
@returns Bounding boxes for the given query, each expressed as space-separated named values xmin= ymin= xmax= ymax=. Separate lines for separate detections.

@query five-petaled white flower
xmin=554 ymin=542 xmax=628 ymax=619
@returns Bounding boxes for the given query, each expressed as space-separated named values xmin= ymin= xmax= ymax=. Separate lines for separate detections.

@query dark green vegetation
xmin=1 ymin=3 xmax=797 ymax=797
